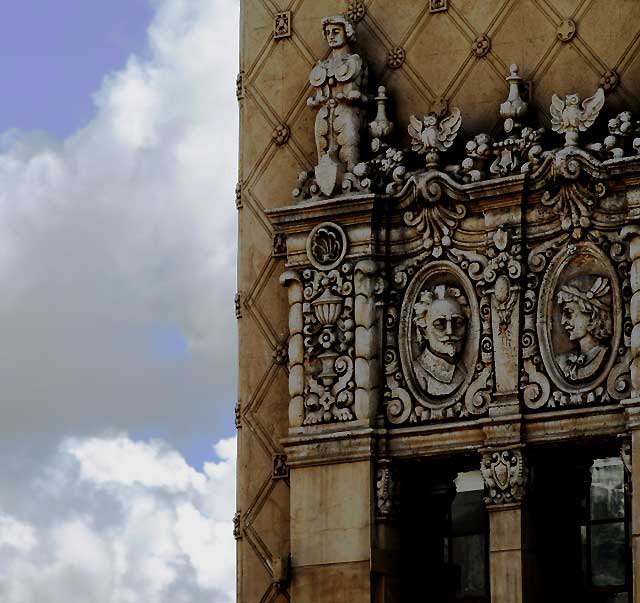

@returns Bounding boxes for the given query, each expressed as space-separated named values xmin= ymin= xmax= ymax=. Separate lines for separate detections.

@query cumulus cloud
xmin=0 ymin=0 xmax=240 ymax=448
xmin=0 ymin=434 xmax=236 ymax=602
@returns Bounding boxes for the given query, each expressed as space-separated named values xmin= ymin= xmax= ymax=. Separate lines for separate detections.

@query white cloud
xmin=0 ymin=434 xmax=236 ymax=602
xmin=0 ymin=0 xmax=240 ymax=448
xmin=0 ymin=0 xmax=241 ymax=599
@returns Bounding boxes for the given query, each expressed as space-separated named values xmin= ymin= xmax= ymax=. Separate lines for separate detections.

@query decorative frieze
xmin=345 ymin=0 xmax=366 ymax=23
xmin=235 ymin=181 xmax=243 ymax=209
xmin=235 ymin=293 xmax=242 ymax=320
xmin=621 ymin=438 xmax=632 ymax=475
xmin=273 ymin=232 xmax=287 ymax=258
xmin=233 ymin=511 xmax=242 ymax=539
xmin=273 ymin=453 xmax=289 ymax=479
xmin=274 ymin=11 xmax=292 ymax=39
xmin=282 ymin=264 xmax=355 ymax=425
xmin=273 ymin=343 xmax=288 ymax=366
xmin=235 ymin=401 xmax=242 ymax=429
xmin=387 ymin=47 xmax=406 ymax=69
xmin=236 ymin=71 xmax=245 ymax=101
xmin=557 ymin=19 xmax=576 ymax=42
xmin=273 ymin=124 xmax=290 ymax=146
xmin=280 ymin=256 xmax=383 ymax=428
xmin=471 ymin=34 xmax=491 ymax=57
xmin=481 ymin=449 xmax=527 ymax=505
xmin=600 ymin=69 xmax=619 ymax=92
xmin=376 ymin=460 xmax=397 ymax=520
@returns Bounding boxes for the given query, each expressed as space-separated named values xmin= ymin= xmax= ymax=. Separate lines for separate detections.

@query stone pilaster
xmin=354 ymin=260 xmax=383 ymax=423
xmin=480 ymin=448 xmax=532 ymax=603
xmin=622 ymin=225 xmax=640 ymax=602
xmin=281 ymin=271 xmax=305 ymax=428
xmin=622 ymin=402 xmax=640 ymax=603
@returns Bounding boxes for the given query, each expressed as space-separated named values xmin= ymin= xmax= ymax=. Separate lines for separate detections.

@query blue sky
xmin=0 ymin=1 xmax=153 ymax=137
xmin=0 ymin=1 xmax=239 ymax=472
xmin=0 ymin=2 xmax=240 ymax=598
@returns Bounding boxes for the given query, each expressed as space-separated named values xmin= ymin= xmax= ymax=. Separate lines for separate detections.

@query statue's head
xmin=321 ymin=15 xmax=356 ymax=48
xmin=414 ymin=285 xmax=469 ymax=360
xmin=557 ymin=276 xmax=612 ymax=342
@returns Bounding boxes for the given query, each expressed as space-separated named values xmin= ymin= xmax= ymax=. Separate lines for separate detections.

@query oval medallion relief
xmin=537 ymin=243 xmax=621 ymax=393
xmin=399 ymin=262 xmax=480 ymax=408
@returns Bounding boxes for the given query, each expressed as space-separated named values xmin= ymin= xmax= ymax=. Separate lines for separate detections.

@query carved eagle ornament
xmin=550 ymin=88 xmax=605 ymax=146
xmin=408 ymin=107 xmax=462 ymax=154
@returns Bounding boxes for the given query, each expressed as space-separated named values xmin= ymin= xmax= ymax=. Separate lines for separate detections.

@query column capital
xmin=480 ymin=447 xmax=527 ymax=506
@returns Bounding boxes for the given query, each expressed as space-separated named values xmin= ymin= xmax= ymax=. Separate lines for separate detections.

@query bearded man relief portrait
xmin=412 ymin=285 xmax=470 ymax=396
xmin=399 ymin=263 xmax=480 ymax=408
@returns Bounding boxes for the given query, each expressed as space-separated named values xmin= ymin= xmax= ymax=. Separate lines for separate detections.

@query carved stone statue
xmin=556 ymin=276 xmax=612 ymax=381
xmin=308 ymin=16 xmax=367 ymax=196
xmin=412 ymin=285 xmax=469 ymax=396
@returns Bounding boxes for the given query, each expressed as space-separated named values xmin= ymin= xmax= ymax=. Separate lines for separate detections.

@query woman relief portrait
xmin=556 ymin=276 xmax=612 ymax=382
xmin=538 ymin=243 xmax=621 ymax=392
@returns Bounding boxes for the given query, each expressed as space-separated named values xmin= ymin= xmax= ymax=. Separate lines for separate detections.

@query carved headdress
xmin=558 ymin=276 xmax=610 ymax=312
xmin=321 ymin=15 xmax=356 ymax=42
xmin=557 ymin=276 xmax=612 ymax=341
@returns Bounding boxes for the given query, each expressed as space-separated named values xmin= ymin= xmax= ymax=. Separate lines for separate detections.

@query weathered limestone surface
xmin=237 ymin=1 xmax=640 ymax=601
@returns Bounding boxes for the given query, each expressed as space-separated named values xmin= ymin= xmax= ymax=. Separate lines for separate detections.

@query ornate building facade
xmin=236 ymin=2 xmax=640 ymax=601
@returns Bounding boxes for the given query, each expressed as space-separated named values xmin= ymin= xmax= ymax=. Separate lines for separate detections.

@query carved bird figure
xmin=550 ymin=88 xmax=605 ymax=147
xmin=408 ymin=108 xmax=462 ymax=167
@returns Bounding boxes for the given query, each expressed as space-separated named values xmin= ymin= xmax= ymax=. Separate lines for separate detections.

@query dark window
xmin=580 ymin=458 xmax=630 ymax=601
xmin=448 ymin=471 xmax=489 ymax=601
xmin=399 ymin=465 xmax=489 ymax=603
xmin=530 ymin=449 xmax=631 ymax=603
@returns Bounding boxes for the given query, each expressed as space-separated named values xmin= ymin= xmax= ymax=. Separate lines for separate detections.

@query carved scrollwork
xmin=536 ymin=150 xmax=608 ymax=240
xmin=397 ymin=172 xmax=467 ymax=256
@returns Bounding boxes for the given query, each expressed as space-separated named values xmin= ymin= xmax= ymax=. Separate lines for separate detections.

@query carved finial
xmin=550 ymin=88 xmax=605 ymax=147
xmin=369 ymin=86 xmax=394 ymax=141
xmin=408 ymin=108 xmax=462 ymax=168
xmin=500 ymin=63 xmax=528 ymax=134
